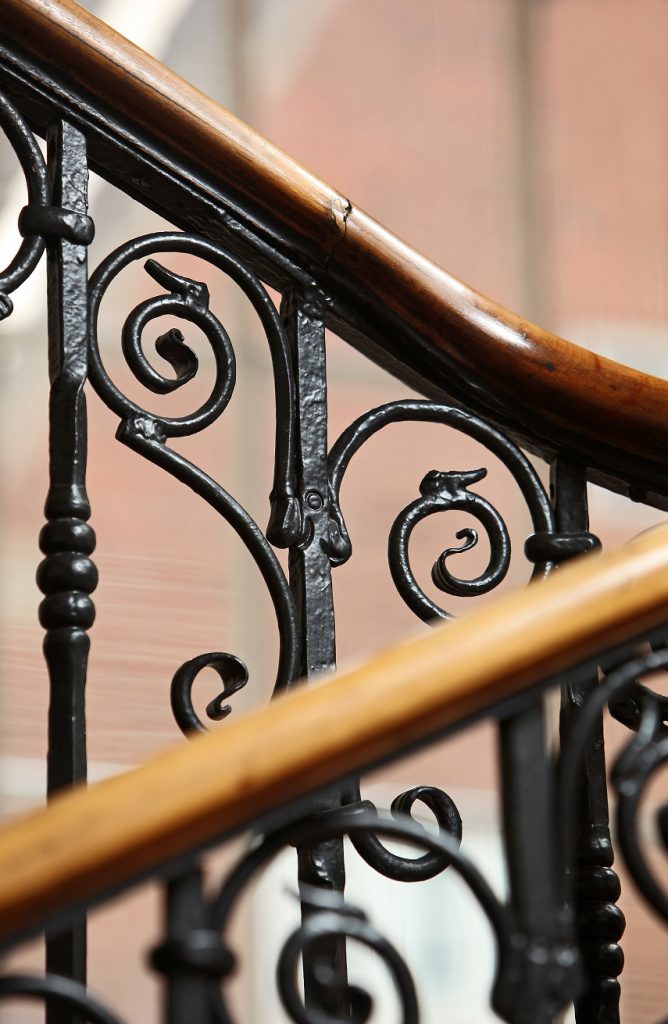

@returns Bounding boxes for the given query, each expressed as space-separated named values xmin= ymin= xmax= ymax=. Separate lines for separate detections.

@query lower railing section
xmin=0 ymin=552 xmax=667 ymax=1021
xmin=0 ymin=10 xmax=667 ymax=1022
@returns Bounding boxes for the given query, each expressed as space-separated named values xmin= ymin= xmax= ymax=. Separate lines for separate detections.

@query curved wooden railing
xmin=3 ymin=0 xmax=668 ymax=504
xmin=1 ymin=523 xmax=668 ymax=946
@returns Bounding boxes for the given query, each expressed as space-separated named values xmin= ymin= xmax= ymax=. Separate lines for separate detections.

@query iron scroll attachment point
xmin=18 ymin=203 xmax=95 ymax=246
xmin=282 ymin=284 xmax=351 ymax=1019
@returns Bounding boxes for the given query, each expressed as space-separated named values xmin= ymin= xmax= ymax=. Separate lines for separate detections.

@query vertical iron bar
xmin=282 ymin=284 xmax=350 ymax=1018
xmin=499 ymin=701 xmax=567 ymax=1024
xmin=554 ymin=457 xmax=624 ymax=1024
xmin=161 ymin=867 xmax=213 ymax=1024
xmin=37 ymin=120 xmax=95 ymax=1024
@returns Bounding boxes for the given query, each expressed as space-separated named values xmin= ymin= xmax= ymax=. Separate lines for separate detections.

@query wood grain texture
xmin=338 ymin=210 xmax=668 ymax=468
xmin=2 ymin=525 xmax=668 ymax=943
xmin=3 ymin=0 xmax=668 ymax=483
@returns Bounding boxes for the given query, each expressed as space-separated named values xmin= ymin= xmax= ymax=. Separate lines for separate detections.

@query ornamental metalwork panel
xmin=0 ymin=59 xmax=667 ymax=1024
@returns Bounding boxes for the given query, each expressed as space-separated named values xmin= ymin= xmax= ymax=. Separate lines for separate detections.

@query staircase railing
xmin=0 ymin=524 xmax=667 ymax=1022
xmin=0 ymin=2 xmax=667 ymax=1023
xmin=4 ymin=0 xmax=668 ymax=505
xmin=1 ymin=523 xmax=668 ymax=941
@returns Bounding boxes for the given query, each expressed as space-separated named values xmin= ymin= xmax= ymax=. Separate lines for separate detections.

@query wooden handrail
xmin=3 ymin=1 xmax=668 ymax=503
xmin=1 ymin=524 xmax=668 ymax=944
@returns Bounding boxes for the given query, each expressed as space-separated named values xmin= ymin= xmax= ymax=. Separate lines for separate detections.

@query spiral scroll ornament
xmin=204 ymin=807 xmax=578 ymax=1024
xmin=388 ymin=467 xmax=511 ymax=622
xmin=277 ymin=888 xmax=418 ymax=1024
xmin=345 ymin=784 xmax=463 ymax=882
xmin=170 ymin=652 xmax=249 ymax=734
xmin=327 ymin=400 xmax=554 ymax=621
xmin=88 ymin=233 xmax=301 ymax=730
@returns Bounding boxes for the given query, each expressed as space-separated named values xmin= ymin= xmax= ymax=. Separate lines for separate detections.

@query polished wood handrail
xmin=3 ymin=0 xmax=668 ymax=502
xmin=1 ymin=524 xmax=668 ymax=943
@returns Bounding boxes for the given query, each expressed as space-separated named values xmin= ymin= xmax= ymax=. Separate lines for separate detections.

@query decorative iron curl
xmin=606 ymin=638 xmax=668 ymax=733
xmin=389 ymin=468 xmax=510 ymax=620
xmin=121 ymin=259 xmax=231 ymax=402
xmin=0 ymin=974 xmax=126 ymax=1024
xmin=613 ymin=693 xmax=668 ymax=925
xmin=88 ymin=233 xmax=301 ymax=730
xmin=327 ymin=401 xmax=554 ymax=622
xmin=559 ymin=648 xmax=668 ymax=926
xmin=345 ymin=784 xmax=463 ymax=882
xmin=208 ymin=807 xmax=569 ymax=1024
xmin=171 ymin=652 xmax=249 ymax=734
xmin=0 ymin=91 xmax=48 ymax=319
xmin=277 ymin=887 xmax=418 ymax=1024
xmin=89 ymin=231 xmax=301 ymax=543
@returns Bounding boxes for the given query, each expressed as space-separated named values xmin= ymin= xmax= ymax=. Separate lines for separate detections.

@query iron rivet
xmin=306 ymin=490 xmax=323 ymax=511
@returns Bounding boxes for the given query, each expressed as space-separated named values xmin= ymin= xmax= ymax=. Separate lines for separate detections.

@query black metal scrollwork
xmin=204 ymin=807 xmax=574 ymax=1024
xmin=0 ymin=91 xmax=49 ymax=318
xmin=0 ymin=975 xmax=126 ymax=1024
xmin=389 ymin=467 xmax=510 ymax=619
xmin=170 ymin=652 xmax=249 ymax=734
xmin=327 ymin=400 xmax=554 ymax=622
xmin=345 ymin=785 xmax=462 ymax=882
xmin=277 ymin=887 xmax=418 ymax=1024
xmin=613 ymin=691 xmax=668 ymax=925
xmin=560 ymin=648 xmax=668 ymax=927
xmin=88 ymin=232 xmax=301 ymax=731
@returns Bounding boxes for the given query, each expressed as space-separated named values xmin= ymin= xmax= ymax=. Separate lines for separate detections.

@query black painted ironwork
xmin=0 ymin=975 xmax=126 ymax=1024
xmin=0 ymin=90 xmax=48 ymax=320
xmin=208 ymin=810 xmax=508 ymax=1024
xmin=277 ymin=885 xmax=419 ymax=1024
xmin=346 ymin=785 xmax=462 ymax=882
xmin=280 ymin=284 xmax=351 ymax=1017
xmin=36 ymin=118 xmax=95 ymax=1024
xmin=500 ymin=701 xmax=582 ymax=1024
xmin=327 ymin=399 xmax=555 ymax=621
xmin=0 ymin=20 xmax=667 ymax=1024
xmin=554 ymin=458 xmax=624 ymax=1024
xmin=558 ymin=642 xmax=668 ymax=1024
xmin=87 ymin=232 xmax=301 ymax=725
xmin=151 ymin=865 xmax=224 ymax=1024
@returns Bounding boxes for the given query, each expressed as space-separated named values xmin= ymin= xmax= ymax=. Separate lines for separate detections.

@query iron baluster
xmin=553 ymin=457 xmax=624 ymax=1024
xmin=150 ymin=865 xmax=229 ymax=1024
xmin=499 ymin=700 xmax=581 ymax=1024
xmin=282 ymin=285 xmax=337 ymax=674
xmin=562 ymin=650 xmax=668 ymax=928
xmin=282 ymin=284 xmax=351 ymax=1019
xmin=34 ymin=119 xmax=96 ymax=1024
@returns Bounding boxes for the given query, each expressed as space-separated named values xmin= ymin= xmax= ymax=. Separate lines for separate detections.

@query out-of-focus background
xmin=0 ymin=1 xmax=667 ymax=1021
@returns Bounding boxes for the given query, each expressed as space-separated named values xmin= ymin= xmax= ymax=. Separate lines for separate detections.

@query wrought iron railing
xmin=1 ymin=527 xmax=668 ymax=1023
xmin=1 ymin=2 xmax=667 ymax=1022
